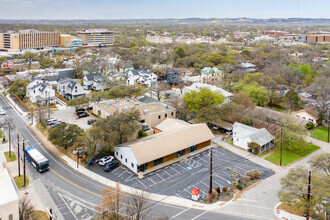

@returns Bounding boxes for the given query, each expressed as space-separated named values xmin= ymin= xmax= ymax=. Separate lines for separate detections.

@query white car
xmin=0 ymin=108 xmax=6 ymax=115
xmin=99 ymin=156 xmax=114 ymax=166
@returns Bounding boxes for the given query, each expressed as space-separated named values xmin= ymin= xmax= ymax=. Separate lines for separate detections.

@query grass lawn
xmin=13 ymin=175 xmax=29 ymax=189
xmin=277 ymin=203 xmax=304 ymax=216
xmin=265 ymin=144 xmax=320 ymax=166
xmin=4 ymin=151 xmax=16 ymax=162
xmin=31 ymin=210 xmax=49 ymax=220
xmin=310 ymin=126 xmax=329 ymax=142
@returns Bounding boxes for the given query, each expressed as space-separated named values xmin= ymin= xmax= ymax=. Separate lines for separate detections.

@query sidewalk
xmin=212 ymin=135 xmax=282 ymax=173
xmin=275 ymin=207 xmax=305 ymax=220
xmin=3 ymin=94 xmax=27 ymax=116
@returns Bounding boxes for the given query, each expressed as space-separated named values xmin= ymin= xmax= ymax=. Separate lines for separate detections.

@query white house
xmin=57 ymin=78 xmax=86 ymax=99
xmin=26 ymin=79 xmax=56 ymax=104
xmin=127 ymin=69 xmax=157 ymax=87
xmin=233 ymin=122 xmax=275 ymax=153
xmin=293 ymin=108 xmax=319 ymax=125
xmin=83 ymin=73 xmax=105 ymax=91
xmin=185 ymin=83 xmax=233 ymax=102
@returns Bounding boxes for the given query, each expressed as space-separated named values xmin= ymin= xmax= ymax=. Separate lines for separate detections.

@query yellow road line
xmin=50 ymin=168 xmax=133 ymax=207
xmin=50 ymin=168 xmax=101 ymax=197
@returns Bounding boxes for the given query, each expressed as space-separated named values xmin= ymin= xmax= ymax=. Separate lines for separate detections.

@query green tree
xmin=48 ymin=123 xmax=84 ymax=149
xmin=242 ymin=85 xmax=270 ymax=107
xmin=248 ymin=142 xmax=260 ymax=154
xmin=174 ymin=47 xmax=185 ymax=58
xmin=308 ymin=153 xmax=330 ymax=176
xmin=283 ymin=89 xmax=301 ymax=113
xmin=40 ymin=57 xmax=55 ymax=69
xmin=22 ymin=52 xmax=36 ymax=69
xmin=278 ymin=167 xmax=330 ymax=216
xmin=8 ymin=79 xmax=30 ymax=98
xmin=184 ymin=87 xmax=225 ymax=113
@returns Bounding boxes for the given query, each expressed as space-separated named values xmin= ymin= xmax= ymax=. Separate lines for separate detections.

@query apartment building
xmin=0 ymin=29 xmax=60 ymax=52
xmin=146 ymin=35 xmax=173 ymax=44
xmin=77 ymin=29 xmax=114 ymax=46
xmin=306 ymin=34 xmax=330 ymax=43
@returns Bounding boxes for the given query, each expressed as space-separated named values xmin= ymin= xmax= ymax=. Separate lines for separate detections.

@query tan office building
xmin=60 ymin=34 xmax=75 ymax=47
xmin=306 ymin=34 xmax=330 ymax=43
xmin=0 ymin=30 xmax=60 ymax=52
xmin=77 ymin=29 xmax=114 ymax=46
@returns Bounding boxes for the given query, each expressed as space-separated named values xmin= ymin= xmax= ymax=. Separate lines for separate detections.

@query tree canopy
xmin=8 ymin=79 xmax=30 ymax=98
xmin=48 ymin=123 xmax=84 ymax=149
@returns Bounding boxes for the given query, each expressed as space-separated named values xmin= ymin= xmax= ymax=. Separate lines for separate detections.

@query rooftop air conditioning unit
xmin=164 ymin=105 xmax=168 ymax=110
xmin=144 ymin=110 xmax=149 ymax=115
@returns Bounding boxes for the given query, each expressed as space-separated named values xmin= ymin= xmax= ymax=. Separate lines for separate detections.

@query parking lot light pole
xmin=23 ymin=139 xmax=26 ymax=187
xmin=209 ymin=148 xmax=213 ymax=203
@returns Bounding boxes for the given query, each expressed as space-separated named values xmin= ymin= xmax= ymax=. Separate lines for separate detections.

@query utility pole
xmin=17 ymin=133 xmax=20 ymax=177
xmin=49 ymin=208 xmax=53 ymax=220
xmin=327 ymin=111 xmax=329 ymax=143
xmin=280 ymin=123 xmax=283 ymax=166
xmin=209 ymin=148 xmax=213 ymax=203
xmin=48 ymin=93 xmax=50 ymax=119
xmin=8 ymin=125 xmax=11 ymax=157
xmin=306 ymin=170 xmax=311 ymax=220
xmin=77 ymin=147 xmax=79 ymax=169
xmin=23 ymin=139 xmax=26 ymax=187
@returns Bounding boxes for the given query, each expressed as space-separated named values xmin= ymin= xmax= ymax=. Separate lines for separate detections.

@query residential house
xmin=120 ymin=63 xmax=134 ymax=73
xmin=200 ymin=67 xmax=223 ymax=83
xmin=239 ymin=62 xmax=256 ymax=72
xmin=114 ymin=118 xmax=214 ymax=174
xmin=294 ymin=108 xmax=319 ymax=125
xmin=127 ymin=69 xmax=157 ymax=87
xmin=185 ymin=83 xmax=233 ymax=102
xmin=93 ymin=98 xmax=176 ymax=128
xmin=233 ymin=122 xmax=275 ymax=153
xmin=83 ymin=73 xmax=105 ymax=91
xmin=26 ymin=81 xmax=55 ymax=105
xmin=57 ymin=78 xmax=86 ymax=99
xmin=165 ymin=69 xmax=180 ymax=85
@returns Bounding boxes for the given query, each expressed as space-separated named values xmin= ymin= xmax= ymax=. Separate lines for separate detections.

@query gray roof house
xmin=83 ymin=73 xmax=105 ymax=90
xmin=26 ymin=81 xmax=56 ymax=104
xmin=57 ymin=78 xmax=86 ymax=99
xmin=233 ymin=122 xmax=275 ymax=153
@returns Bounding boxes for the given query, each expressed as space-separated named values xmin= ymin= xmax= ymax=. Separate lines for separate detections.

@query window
xmin=158 ymin=115 xmax=161 ymax=119
xmin=165 ymin=114 xmax=167 ymax=118
xmin=140 ymin=119 xmax=145 ymax=123
xmin=125 ymin=158 xmax=127 ymax=163
xmin=34 ymin=90 xmax=36 ymax=93
xmin=154 ymin=158 xmax=163 ymax=166
xmin=189 ymin=145 xmax=197 ymax=153
xmin=177 ymin=150 xmax=185 ymax=157
xmin=120 ymin=154 xmax=123 ymax=159
xmin=171 ymin=112 xmax=174 ymax=116
xmin=131 ymin=163 xmax=134 ymax=168
xmin=116 ymin=151 xmax=118 ymax=156
xmin=137 ymin=163 xmax=147 ymax=172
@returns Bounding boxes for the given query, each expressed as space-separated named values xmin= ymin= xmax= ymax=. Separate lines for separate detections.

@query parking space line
xmin=155 ymin=172 xmax=165 ymax=181
xmin=162 ymin=169 xmax=173 ymax=178
xmin=175 ymin=193 xmax=182 ymax=198
xmin=146 ymin=175 xmax=156 ymax=184
xmin=176 ymin=163 xmax=188 ymax=171
xmin=200 ymin=181 xmax=209 ymax=188
xmin=118 ymin=170 xmax=128 ymax=178
xmin=135 ymin=177 xmax=147 ymax=188
xmin=125 ymin=173 xmax=135 ymax=182
xmin=197 ymin=156 xmax=209 ymax=163
xmin=111 ymin=166 xmax=122 ymax=173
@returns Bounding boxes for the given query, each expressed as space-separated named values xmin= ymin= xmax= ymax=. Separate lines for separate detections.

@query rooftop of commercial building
xmin=0 ymin=163 xmax=18 ymax=206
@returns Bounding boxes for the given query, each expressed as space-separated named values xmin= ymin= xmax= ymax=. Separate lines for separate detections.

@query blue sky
xmin=0 ymin=0 xmax=329 ymax=19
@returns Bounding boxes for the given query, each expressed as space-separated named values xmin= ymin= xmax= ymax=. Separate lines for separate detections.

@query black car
xmin=87 ymin=119 xmax=96 ymax=125
xmin=104 ymin=161 xmax=120 ymax=172
xmin=85 ymin=106 xmax=93 ymax=111
xmin=78 ymin=112 xmax=89 ymax=118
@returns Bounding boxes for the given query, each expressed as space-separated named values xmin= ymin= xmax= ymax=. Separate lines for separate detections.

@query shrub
xmin=248 ymin=142 xmax=260 ymax=154
xmin=138 ymin=130 xmax=147 ymax=139
xmin=305 ymin=122 xmax=314 ymax=130
xmin=215 ymin=187 xmax=221 ymax=193
xmin=244 ymin=169 xmax=261 ymax=181
xmin=236 ymin=183 xmax=243 ymax=190
xmin=223 ymin=187 xmax=228 ymax=192
xmin=244 ymin=175 xmax=251 ymax=182
xmin=212 ymin=190 xmax=218 ymax=199
xmin=242 ymin=119 xmax=253 ymax=126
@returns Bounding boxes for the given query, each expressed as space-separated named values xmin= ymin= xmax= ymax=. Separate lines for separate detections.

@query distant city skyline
xmin=0 ymin=0 xmax=329 ymax=20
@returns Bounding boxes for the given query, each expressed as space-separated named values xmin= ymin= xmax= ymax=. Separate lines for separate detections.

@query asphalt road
xmin=0 ymin=95 xmax=254 ymax=220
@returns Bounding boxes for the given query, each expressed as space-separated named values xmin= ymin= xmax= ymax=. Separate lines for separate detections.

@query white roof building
xmin=233 ymin=122 xmax=275 ymax=153
xmin=185 ymin=83 xmax=233 ymax=102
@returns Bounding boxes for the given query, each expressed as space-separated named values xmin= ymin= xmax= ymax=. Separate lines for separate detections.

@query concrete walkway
xmin=212 ymin=135 xmax=282 ymax=173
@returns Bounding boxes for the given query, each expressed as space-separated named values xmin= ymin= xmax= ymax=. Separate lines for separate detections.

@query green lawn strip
xmin=265 ymin=144 xmax=320 ymax=166
xmin=4 ymin=151 xmax=16 ymax=162
xmin=310 ymin=127 xmax=329 ymax=142
xmin=13 ymin=175 xmax=29 ymax=189
xmin=31 ymin=210 xmax=49 ymax=220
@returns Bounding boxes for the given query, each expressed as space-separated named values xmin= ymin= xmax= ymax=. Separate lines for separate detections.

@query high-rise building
xmin=77 ymin=29 xmax=114 ymax=46
xmin=306 ymin=34 xmax=330 ymax=43
xmin=0 ymin=29 xmax=60 ymax=52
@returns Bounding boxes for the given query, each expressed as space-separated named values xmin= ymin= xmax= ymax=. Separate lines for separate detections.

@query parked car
xmin=76 ymin=108 xmax=86 ymax=115
xmin=0 ymin=108 xmax=6 ymax=115
xmin=50 ymin=121 xmax=64 ymax=129
xmin=87 ymin=119 xmax=96 ymax=125
xmin=78 ymin=112 xmax=89 ymax=118
xmin=47 ymin=118 xmax=61 ymax=125
xmin=46 ymin=118 xmax=56 ymax=123
xmin=104 ymin=160 xmax=120 ymax=172
xmin=85 ymin=106 xmax=93 ymax=111
xmin=99 ymin=156 xmax=114 ymax=166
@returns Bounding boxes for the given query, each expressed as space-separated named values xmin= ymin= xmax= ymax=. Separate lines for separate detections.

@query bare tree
xmin=125 ymin=188 xmax=151 ymax=220
xmin=97 ymin=183 xmax=123 ymax=220
xmin=1 ymin=118 xmax=15 ymax=157
xmin=19 ymin=195 xmax=34 ymax=220
xmin=307 ymin=75 xmax=330 ymax=115
xmin=149 ymin=82 xmax=168 ymax=101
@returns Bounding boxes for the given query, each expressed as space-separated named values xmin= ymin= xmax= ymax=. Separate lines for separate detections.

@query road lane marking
xmin=191 ymin=210 xmax=208 ymax=220
xmin=58 ymin=193 xmax=79 ymax=220
xmin=170 ymin=208 xmax=191 ymax=219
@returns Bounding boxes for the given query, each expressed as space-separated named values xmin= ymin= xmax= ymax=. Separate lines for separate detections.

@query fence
xmin=13 ymin=94 xmax=56 ymax=112
xmin=55 ymin=92 xmax=68 ymax=103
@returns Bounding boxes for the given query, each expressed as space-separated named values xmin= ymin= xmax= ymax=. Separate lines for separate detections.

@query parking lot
xmin=51 ymin=107 xmax=96 ymax=130
xmin=88 ymin=146 xmax=274 ymax=198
